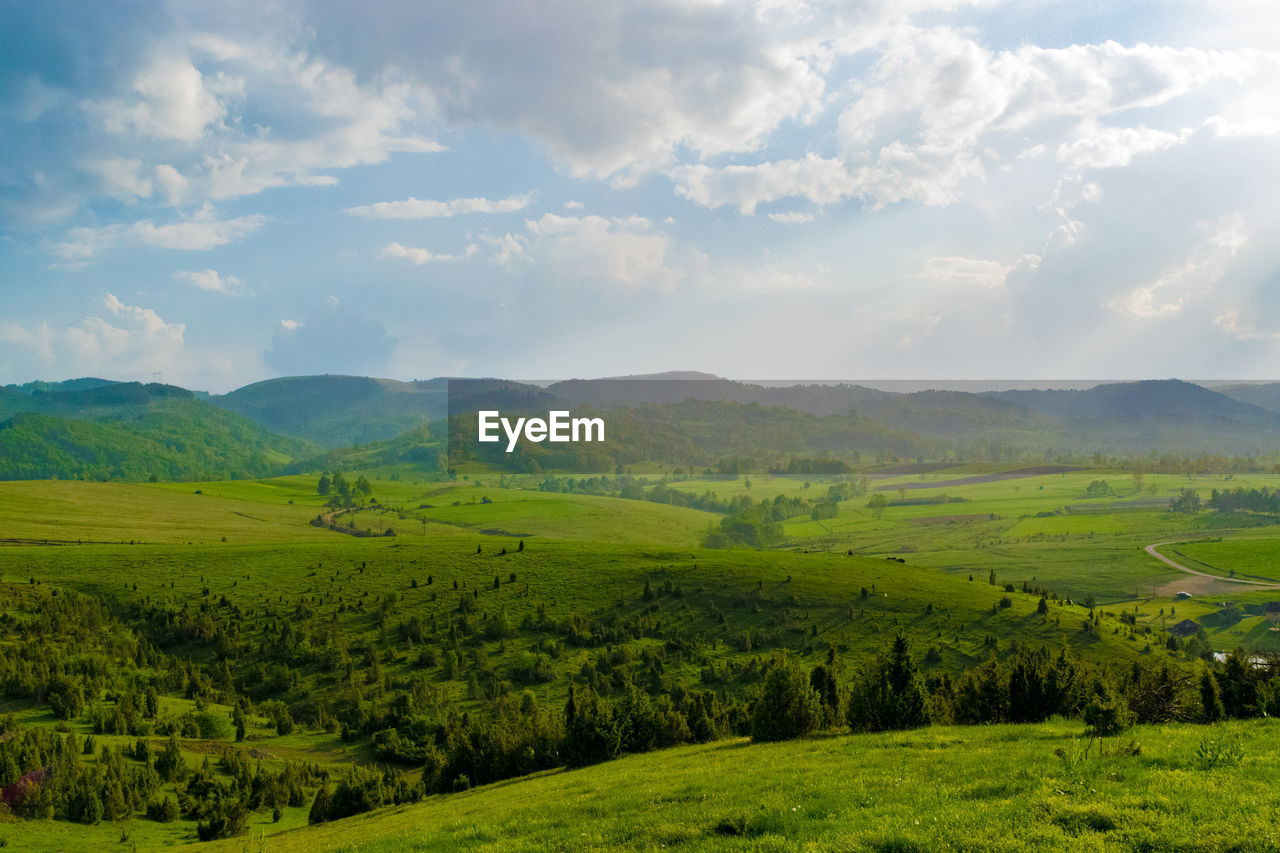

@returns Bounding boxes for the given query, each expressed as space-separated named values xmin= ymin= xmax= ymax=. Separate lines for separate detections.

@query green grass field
xmin=3 ymin=464 xmax=1280 ymax=850
xmin=194 ymin=717 xmax=1280 ymax=853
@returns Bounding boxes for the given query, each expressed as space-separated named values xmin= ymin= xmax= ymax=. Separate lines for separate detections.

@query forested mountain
xmin=1210 ymin=381 xmax=1280 ymax=414
xmin=209 ymin=375 xmax=448 ymax=447
xmin=0 ymin=383 xmax=316 ymax=482
xmin=7 ymin=375 xmax=1280 ymax=481
xmin=990 ymin=380 xmax=1280 ymax=453
xmin=546 ymin=376 xmax=892 ymax=415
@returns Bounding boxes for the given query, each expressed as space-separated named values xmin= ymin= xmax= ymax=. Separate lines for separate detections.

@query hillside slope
xmin=211 ymin=375 xmax=448 ymax=447
xmin=198 ymin=718 xmax=1278 ymax=853
xmin=991 ymin=379 xmax=1280 ymax=453
xmin=0 ymin=393 xmax=316 ymax=481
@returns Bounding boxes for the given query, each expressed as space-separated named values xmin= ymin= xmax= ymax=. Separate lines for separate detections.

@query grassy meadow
xmin=197 ymin=717 xmax=1280 ymax=853
xmin=2 ymin=461 xmax=1280 ymax=849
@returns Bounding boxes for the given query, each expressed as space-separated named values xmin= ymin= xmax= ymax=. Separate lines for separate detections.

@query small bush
xmin=1195 ymin=732 xmax=1244 ymax=769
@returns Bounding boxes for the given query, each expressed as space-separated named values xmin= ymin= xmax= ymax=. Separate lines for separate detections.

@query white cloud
xmin=87 ymin=158 xmax=153 ymax=201
xmin=379 ymin=242 xmax=464 ymax=264
xmin=279 ymin=318 xmax=302 ymax=330
xmin=84 ymin=58 xmax=232 ymax=141
xmin=524 ymin=213 xmax=685 ymax=290
xmin=3 ymin=294 xmax=187 ymax=382
xmin=346 ymin=194 xmax=531 ymax=219
xmin=767 ymin=211 xmax=815 ymax=223
xmin=1108 ymin=214 xmax=1250 ymax=318
xmin=1056 ymin=126 xmax=1194 ymax=170
xmin=303 ymin=0 xmax=829 ymax=179
xmin=671 ymin=154 xmax=861 ymax=214
xmin=174 ymin=268 xmax=242 ymax=294
xmin=563 ymin=200 xmax=584 ymax=210
xmin=153 ymin=164 xmax=188 ymax=205
xmin=1214 ymin=308 xmax=1280 ymax=341
xmin=52 ymin=210 xmax=267 ymax=260
xmin=478 ymin=232 xmax=528 ymax=268
xmin=919 ymin=256 xmax=1019 ymax=289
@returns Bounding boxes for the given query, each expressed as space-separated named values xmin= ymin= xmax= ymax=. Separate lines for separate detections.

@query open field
xmin=3 ymin=464 xmax=1280 ymax=849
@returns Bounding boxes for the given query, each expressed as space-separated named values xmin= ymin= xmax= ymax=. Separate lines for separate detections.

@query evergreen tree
xmin=1201 ymin=669 xmax=1226 ymax=722
xmin=849 ymin=635 xmax=929 ymax=732
xmin=562 ymin=686 xmax=621 ymax=766
xmin=751 ymin=654 xmax=821 ymax=742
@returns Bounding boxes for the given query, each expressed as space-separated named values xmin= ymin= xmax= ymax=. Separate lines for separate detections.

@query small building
xmin=1171 ymin=618 xmax=1201 ymax=637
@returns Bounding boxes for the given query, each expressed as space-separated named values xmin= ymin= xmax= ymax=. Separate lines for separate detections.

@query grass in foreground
xmin=194 ymin=717 xmax=1280 ymax=853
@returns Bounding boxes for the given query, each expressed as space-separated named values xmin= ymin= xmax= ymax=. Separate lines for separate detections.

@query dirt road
xmin=1145 ymin=541 xmax=1280 ymax=596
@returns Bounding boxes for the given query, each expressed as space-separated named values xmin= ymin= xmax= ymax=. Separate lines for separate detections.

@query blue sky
xmin=2 ymin=0 xmax=1279 ymax=392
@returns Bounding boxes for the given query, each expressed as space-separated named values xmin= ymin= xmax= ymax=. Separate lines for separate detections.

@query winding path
xmin=1144 ymin=541 xmax=1280 ymax=592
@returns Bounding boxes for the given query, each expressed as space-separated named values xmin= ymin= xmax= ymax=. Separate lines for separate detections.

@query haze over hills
xmin=988 ymin=379 xmax=1280 ymax=454
xmin=1209 ymin=381 xmax=1280 ymax=414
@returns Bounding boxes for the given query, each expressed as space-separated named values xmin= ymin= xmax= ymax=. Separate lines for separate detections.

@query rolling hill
xmin=991 ymin=379 xmax=1280 ymax=453
xmin=0 ymin=382 xmax=316 ymax=482
xmin=209 ymin=375 xmax=449 ymax=447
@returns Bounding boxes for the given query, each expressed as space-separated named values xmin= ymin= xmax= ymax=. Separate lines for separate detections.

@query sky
xmin=1 ymin=0 xmax=1279 ymax=393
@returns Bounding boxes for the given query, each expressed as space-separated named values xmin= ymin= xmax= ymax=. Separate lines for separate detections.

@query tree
xmin=1200 ymin=669 xmax=1225 ymax=723
xmin=155 ymin=733 xmax=187 ymax=782
xmin=751 ymin=654 xmax=821 ymax=742
xmin=196 ymin=792 xmax=249 ymax=841
xmin=562 ymin=686 xmax=621 ymax=766
xmin=849 ymin=635 xmax=929 ymax=732
xmin=308 ymin=785 xmax=334 ymax=825
xmin=317 ymin=473 xmax=331 ymax=496
xmin=866 ymin=493 xmax=889 ymax=520
xmin=355 ymin=475 xmax=373 ymax=499
xmin=1082 ymin=681 xmax=1134 ymax=737
xmin=1171 ymin=488 xmax=1201 ymax=513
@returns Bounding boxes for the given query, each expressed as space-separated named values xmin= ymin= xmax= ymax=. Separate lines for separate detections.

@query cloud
xmin=0 ymin=293 xmax=186 ymax=381
xmin=674 ymin=28 xmax=1268 ymax=215
xmin=345 ymin=193 xmax=531 ymax=219
xmin=174 ymin=268 xmax=242 ymax=294
xmin=153 ymin=164 xmax=188 ymax=204
xmin=51 ymin=210 xmax=267 ymax=260
xmin=303 ymin=0 xmax=828 ymax=178
xmin=1056 ymin=126 xmax=1194 ymax=170
xmin=523 ymin=213 xmax=687 ymax=290
xmin=671 ymin=154 xmax=860 ymax=214
xmin=478 ymin=232 xmax=528 ymax=268
xmin=1214 ymin=308 xmax=1280 ymax=342
xmin=83 ymin=57 xmax=233 ymax=141
xmin=767 ymin=211 xmax=815 ymax=223
xmin=1108 ymin=214 xmax=1250 ymax=318
xmin=87 ymin=158 xmax=153 ymax=201
xmin=379 ymin=242 xmax=465 ymax=264
xmin=919 ymin=256 xmax=1020 ymax=289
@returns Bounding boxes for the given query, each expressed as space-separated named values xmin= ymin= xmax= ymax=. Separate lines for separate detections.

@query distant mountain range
xmin=3 ymin=373 xmax=1279 ymax=482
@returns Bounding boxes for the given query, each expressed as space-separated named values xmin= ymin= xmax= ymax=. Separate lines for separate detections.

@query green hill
xmin=0 ymin=396 xmax=316 ymax=482
xmin=210 ymin=375 xmax=448 ymax=448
